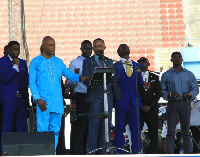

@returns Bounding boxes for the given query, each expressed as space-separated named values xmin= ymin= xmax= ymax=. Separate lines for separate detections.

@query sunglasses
xmin=139 ymin=59 xmax=149 ymax=63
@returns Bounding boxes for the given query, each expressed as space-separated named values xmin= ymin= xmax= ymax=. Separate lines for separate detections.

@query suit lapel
xmin=148 ymin=71 xmax=151 ymax=82
xmin=90 ymin=55 xmax=99 ymax=67
xmin=4 ymin=55 xmax=13 ymax=69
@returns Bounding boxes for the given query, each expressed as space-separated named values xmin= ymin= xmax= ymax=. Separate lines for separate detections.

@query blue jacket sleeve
xmin=0 ymin=60 xmax=18 ymax=84
xmin=161 ymin=72 xmax=169 ymax=100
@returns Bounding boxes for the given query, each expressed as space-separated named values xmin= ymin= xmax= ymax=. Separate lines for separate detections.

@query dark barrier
xmin=3 ymin=132 xmax=54 ymax=156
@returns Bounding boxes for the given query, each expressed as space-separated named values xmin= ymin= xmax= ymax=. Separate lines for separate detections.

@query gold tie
xmin=125 ymin=60 xmax=132 ymax=77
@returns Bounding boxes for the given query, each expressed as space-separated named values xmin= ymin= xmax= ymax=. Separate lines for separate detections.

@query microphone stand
xmin=87 ymin=56 xmax=130 ymax=154
xmin=133 ymin=64 xmax=142 ymax=154
xmin=101 ymin=58 xmax=142 ymax=154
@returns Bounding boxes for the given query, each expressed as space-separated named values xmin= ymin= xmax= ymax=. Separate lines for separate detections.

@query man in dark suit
xmin=137 ymin=57 xmax=161 ymax=154
xmin=113 ymin=44 xmax=144 ymax=154
xmin=82 ymin=38 xmax=114 ymax=153
xmin=0 ymin=41 xmax=29 ymax=133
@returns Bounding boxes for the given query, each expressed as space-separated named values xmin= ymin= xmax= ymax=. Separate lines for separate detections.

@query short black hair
xmin=4 ymin=45 xmax=8 ymax=52
xmin=81 ymin=40 xmax=92 ymax=48
xmin=7 ymin=41 xmax=20 ymax=48
xmin=137 ymin=57 xmax=148 ymax=63
xmin=117 ymin=44 xmax=127 ymax=53
xmin=93 ymin=38 xmax=104 ymax=44
xmin=171 ymin=51 xmax=181 ymax=58
xmin=3 ymin=45 xmax=9 ymax=56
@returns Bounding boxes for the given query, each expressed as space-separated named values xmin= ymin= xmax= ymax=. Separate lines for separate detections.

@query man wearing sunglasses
xmin=137 ymin=57 xmax=161 ymax=153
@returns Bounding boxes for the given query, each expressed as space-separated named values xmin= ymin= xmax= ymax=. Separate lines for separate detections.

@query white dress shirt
xmin=68 ymin=55 xmax=87 ymax=93
xmin=120 ymin=58 xmax=133 ymax=73
xmin=142 ymin=71 xmax=149 ymax=82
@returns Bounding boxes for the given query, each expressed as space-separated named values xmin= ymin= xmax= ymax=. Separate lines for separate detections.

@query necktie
xmin=125 ymin=60 xmax=132 ymax=77
xmin=98 ymin=57 xmax=104 ymax=67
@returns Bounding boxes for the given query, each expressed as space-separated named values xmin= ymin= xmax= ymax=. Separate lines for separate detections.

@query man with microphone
xmin=113 ymin=44 xmax=144 ymax=154
xmin=82 ymin=38 xmax=114 ymax=153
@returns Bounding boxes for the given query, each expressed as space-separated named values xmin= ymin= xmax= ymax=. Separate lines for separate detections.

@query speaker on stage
xmin=3 ymin=132 xmax=55 ymax=156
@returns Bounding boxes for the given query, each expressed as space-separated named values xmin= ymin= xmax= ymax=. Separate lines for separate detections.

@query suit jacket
xmin=0 ymin=55 xmax=29 ymax=103
xmin=82 ymin=55 xmax=114 ymax=103
xmin=113 ymin=60 xmax=144 ymax=109
xmin=141 ymin=71 xmax=161 ymax=113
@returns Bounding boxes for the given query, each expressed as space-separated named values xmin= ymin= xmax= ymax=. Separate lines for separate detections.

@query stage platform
xmin=2 ymin=154 xmax=200 ymax=157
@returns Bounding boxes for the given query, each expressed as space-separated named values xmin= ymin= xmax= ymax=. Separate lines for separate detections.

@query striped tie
xmin=125 ymin=60 xmax=132 ymax=77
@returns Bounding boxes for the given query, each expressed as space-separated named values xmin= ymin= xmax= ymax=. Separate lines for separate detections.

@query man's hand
xmin=108 ymin=65 xmax=114 ymax=68
xmin=80 ymin=75 xmax=93 ymax=82
xmin=74 ymin=68 xmax=80 ymax=74
xmin=37 ymin=99 xmax=48 ymax=112
xmin=171 ymin=92 xmax=180 ymax=99
xmin=183 ymin=92 xmax=191 ymax=98
xmin=12 ymin=58 xmax=20 ymax=65
xmin=144 ymin=78 xmax=150 ymax=89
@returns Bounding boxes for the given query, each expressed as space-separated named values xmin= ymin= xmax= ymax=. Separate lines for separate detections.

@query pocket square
xmin=151 ymin=80 xmax=155 ymax=82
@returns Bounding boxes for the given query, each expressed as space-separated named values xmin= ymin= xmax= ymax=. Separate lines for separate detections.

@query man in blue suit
xmin=0 ymin=41 xmax=29 ymax=133
xmin=82 ymin=38 xmax=114 ymax=153
xmin=113 ymin=44 xmax=144 ymax=154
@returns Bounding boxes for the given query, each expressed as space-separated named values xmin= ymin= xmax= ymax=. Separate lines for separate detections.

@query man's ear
xmin=170 ymin=58 xmax=173 ymax=62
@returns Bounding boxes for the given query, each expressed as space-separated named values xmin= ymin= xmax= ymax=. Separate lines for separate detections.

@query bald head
xmin=42 ymin=36 xmax=54 ymax=45
xmin=42 ymin=36 xmax=55 ymax=57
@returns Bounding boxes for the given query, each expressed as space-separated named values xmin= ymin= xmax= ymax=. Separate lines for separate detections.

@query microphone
xmin=99 ymin=50 xmax=109 ymax=66
xmin=99 ymin=50 xmax=105 ymax=60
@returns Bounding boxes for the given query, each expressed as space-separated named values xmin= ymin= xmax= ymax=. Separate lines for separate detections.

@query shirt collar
xmin=41 ymin=54 xmax=53 ymax=59
xmin=143 ymin=71 xmax=149 ymax=75
xmin=80 ymin=55 xmax=86 ymax=60
xmin=94 ymin=54 xmax=99 ymax=60
xmin=120 ymin=58 xmax=132 ymax=63
xmin=8 ymin=55 xmax=12 ymax=61
xmin=170 ymin=67 xmax=186 ymax=72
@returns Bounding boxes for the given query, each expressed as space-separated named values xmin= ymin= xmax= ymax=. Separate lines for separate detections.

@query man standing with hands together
xmin=161 ymin=51 xmax=199 ymax=154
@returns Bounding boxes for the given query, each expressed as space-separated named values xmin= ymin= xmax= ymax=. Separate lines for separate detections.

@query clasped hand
xmin=171 ymin=92 xmax=191 ymax=99
xmin=12 ymin=58 xmax=20 ymax=65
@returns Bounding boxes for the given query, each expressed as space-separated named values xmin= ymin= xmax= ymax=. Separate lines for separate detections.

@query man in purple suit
xmin=0 ymin=41 xmax=29 ymax=133
xmin=113 ymin=44 xmax=144 ymax=154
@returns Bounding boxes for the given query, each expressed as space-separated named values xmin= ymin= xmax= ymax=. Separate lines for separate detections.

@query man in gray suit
xmin=82 ymin=38 xmax=114 ymax=153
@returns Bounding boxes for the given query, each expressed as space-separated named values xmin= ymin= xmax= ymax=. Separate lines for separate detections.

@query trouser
xmin=1 ymin=96 xmax=28 ymax=153
xmin=141 ymin=112 xmax=158 ymax=153
xmin=86 ymin=96 xmax=113 ymax=153
xmin=114 ymin=103 xmax=142 ymax=154
xmin=56 ymin=115 xmax=66 ymax=155
xmin=166 ymin=101 xmax=191 ymax=154
xmin=190 ymin=126 xmax=200 ymax=153
xmin=37 ymin=110 xmax=62 ymax=153
xmin=2 ymin=97 xmax=27 ymax=132
xmin=71 ymin=93 xmax=88 ymax=154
